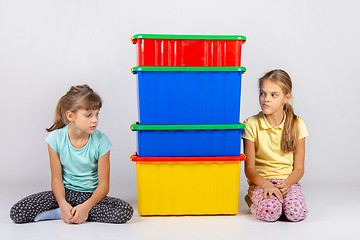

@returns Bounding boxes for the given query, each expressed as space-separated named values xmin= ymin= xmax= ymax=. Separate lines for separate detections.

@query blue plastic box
xmin=131 ymin=123 xmax=245 ymax=157
xmin=132 ymin=67 xmax=246 ymax=125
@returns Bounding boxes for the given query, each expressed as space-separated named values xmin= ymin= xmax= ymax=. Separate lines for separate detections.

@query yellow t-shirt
xmin=241 ymin=112 xmax=308 ymax=179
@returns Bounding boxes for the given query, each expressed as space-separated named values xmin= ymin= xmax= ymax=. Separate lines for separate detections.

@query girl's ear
xmin=285 ymin=93 xmax=292 ymax=103
xmin=66 ymin=110 xmax=74 ymax=122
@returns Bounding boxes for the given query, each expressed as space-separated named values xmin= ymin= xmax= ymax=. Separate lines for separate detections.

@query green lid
xmin=132 ymin=34 xmax=246 ymax=41
xmin=131 ymin=123 xmax=246 ymax=131
xmin=132 ymin=66 xmax=246 ymax=73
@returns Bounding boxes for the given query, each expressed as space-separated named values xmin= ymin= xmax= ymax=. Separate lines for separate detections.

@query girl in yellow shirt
xmin=242 ymin=69 xmax=308 ymax=222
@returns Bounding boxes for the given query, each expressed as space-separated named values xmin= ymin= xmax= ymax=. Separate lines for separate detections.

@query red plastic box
xmin=132 ymin=34 xmax=246 ymax=67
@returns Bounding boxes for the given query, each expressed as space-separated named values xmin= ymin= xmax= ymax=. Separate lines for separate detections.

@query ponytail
xmin=46 ymin=96 xmax=70 ymax=132
xmin=46 ymin=85 xmax=102 ymax=132
xmin=281 ymin=102 xmax=299 ymax=153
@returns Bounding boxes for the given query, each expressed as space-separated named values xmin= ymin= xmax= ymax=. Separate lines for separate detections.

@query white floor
xmin=1 ymin=183 xmax=359 ymax=240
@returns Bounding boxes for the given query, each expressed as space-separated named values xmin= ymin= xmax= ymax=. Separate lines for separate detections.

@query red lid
xmin=130 ymin=154 xmax=245 ymax=162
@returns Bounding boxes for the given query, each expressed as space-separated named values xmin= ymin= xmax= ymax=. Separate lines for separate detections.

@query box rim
xmin=131 ymin=66 xmax=246 ymax=73
xmin=131 ymin=154 xmax=245 ymax=162
xmin=131 ymin=34 xmax=246 ymax=42
xmin=130 ymin=123 xmax=246 ymax=131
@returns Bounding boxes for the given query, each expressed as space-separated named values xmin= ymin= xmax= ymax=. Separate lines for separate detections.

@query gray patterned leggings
xmin=10 ymin=188 xmax=133 ymax=224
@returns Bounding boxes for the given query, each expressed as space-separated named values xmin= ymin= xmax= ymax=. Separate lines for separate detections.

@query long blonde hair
xmin=259 ymin=69 xmax=299 ymax=153
xmin=46 ymin=85 xmax=102 ymax=132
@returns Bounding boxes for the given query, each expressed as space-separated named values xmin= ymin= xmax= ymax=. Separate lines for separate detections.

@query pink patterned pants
xmin=248 ymin=179 xmax=308 ymax=222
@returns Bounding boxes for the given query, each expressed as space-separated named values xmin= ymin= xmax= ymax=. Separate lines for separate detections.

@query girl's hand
xmin=275 ymin=181 xmax=290 ymax=195
xmin=263 ymin=182 xmax=283 ymax=203
xmin=59 ymin=202 xmax=74 ymax=224
xmin=70 ymin=203 xmax=91 ymax=224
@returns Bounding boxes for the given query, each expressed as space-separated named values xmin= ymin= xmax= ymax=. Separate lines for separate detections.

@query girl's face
xmin=67 ymin=109 xmax=100 ymax=135
xmin=259 ymin=79 xmax=291 ymax=117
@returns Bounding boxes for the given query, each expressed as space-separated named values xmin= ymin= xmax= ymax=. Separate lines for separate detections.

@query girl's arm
xmin=244 ymin=139 xmax=283 ymax=202
xmin=70 ymin=151 xmax=110 ymax=224
xmin=276 ymin=138 xmax=305 ymax=194
xmin=48 ymin=144 xmax=74 ymax=223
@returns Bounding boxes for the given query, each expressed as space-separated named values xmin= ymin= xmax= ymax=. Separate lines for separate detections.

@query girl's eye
xmin=272 ymin=94 xmax=278 ymax=97
xmin=260 ymin=92 xmax=265 ymax=96
xmin=86 ymin=114 xmax=92 ymax=118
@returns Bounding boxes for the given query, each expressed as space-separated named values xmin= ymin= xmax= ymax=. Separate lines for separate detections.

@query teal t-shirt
xmin=46 ymin=125 xmax=112 ymax=192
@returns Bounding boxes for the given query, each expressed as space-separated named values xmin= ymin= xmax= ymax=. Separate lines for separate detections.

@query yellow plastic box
xmin=131 ymin=154 xmax=245 ymax=216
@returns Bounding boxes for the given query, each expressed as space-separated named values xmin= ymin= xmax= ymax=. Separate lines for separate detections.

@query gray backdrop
xmin=1 ymin=0 xmax=359 ymax=200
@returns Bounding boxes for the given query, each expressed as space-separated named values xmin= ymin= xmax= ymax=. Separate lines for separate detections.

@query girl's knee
xmin=283 ymin=200 xmax=308 ymax=222
xmin=251 ymin=198 xmax=282 ymax=222
xmin=284 ymin=210 xmax=307 ymax=222
xmin=10 ymin=203 xmax=29 ymax=223
xmin=9 ymin=191 xmax=57 ymax=224
xmin=91 ymin=199 xmax=134 ymax=224
xmin=259 ymin=209 xmax=282 ymax=222
xmin=114 ymin=202 xmax=134 ymax=223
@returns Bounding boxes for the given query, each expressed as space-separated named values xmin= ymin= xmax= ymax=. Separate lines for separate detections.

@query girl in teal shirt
xmin=10 ymin=85 xmax=133 ymax=224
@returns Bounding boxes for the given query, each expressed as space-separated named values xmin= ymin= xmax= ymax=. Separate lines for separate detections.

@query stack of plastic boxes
xmin=130 ymin=34 xmax=246 ymax=216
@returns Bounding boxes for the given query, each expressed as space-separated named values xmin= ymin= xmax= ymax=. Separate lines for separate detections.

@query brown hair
xmin=46 ymin=85 xmax=102 ymax=132
xmin=259 ymin=69 xmax=299 ymax=153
